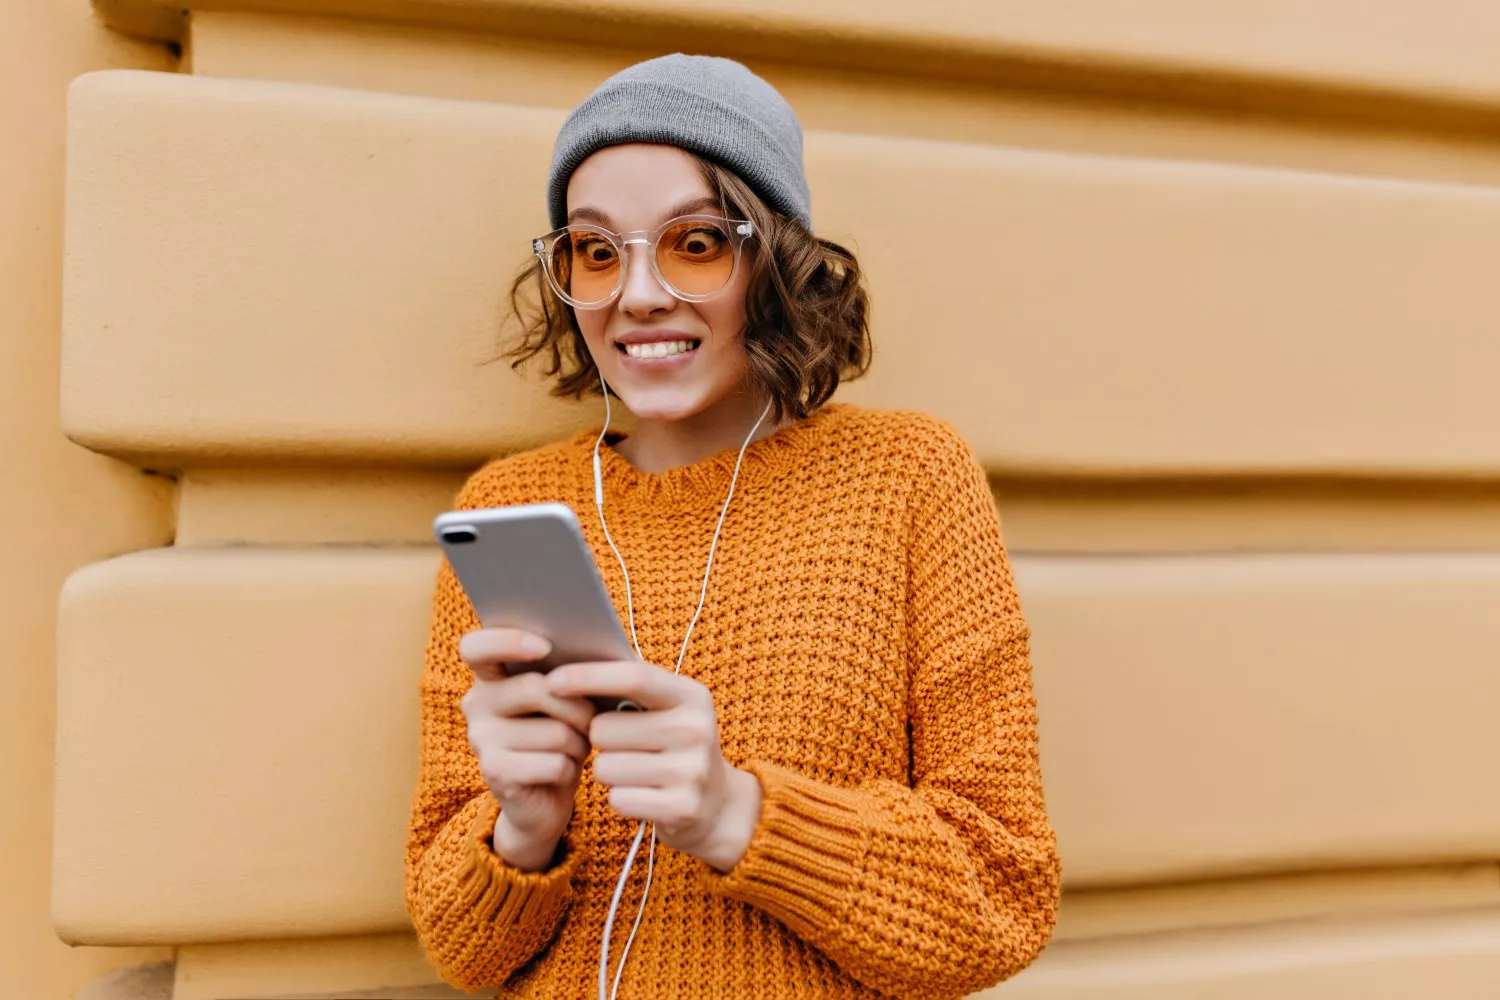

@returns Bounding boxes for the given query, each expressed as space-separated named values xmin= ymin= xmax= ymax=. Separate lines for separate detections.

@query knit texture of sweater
xmin=405 ymin=403 xmax=1061 ymax=999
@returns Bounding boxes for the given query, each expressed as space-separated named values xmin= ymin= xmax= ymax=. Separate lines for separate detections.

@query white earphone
xmin=591 ymin=376 xmax=771 ymax=1000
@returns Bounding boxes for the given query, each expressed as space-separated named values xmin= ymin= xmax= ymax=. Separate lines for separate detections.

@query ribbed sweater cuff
xmin=458 ymin=795 xmax=577 ymax=926
xmin=703 ymin=761 xmax=867 ymax=933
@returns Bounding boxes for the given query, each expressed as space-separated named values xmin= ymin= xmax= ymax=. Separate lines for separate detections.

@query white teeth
xmin=624 ymin=339 xmax=695 ymax=359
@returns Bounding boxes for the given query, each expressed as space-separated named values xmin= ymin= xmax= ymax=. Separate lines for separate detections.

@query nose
xmin=616 ymin=242 xmax=675 ymax=319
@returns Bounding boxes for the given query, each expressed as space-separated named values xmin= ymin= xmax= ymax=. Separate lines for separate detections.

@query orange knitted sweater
xmin=405 ymin=403 xmax=1061 ymax=999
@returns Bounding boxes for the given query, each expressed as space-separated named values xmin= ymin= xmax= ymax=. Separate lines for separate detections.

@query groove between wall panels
xmin=171 ymin=468 xmax=1500 ymax=552
xmin=96 ymin=0 xmax=1500 ymax=139
xmin=181 ymin=12 xmax=1500 ymax=197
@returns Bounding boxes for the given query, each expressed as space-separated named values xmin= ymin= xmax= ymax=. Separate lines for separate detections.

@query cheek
xmin=701 ymin=271 xmax=752 ymax=352
xmin=575 ymin=308 xmax=608 ymax=350
xmin=701 ymin=301 xmax=748 ymax=350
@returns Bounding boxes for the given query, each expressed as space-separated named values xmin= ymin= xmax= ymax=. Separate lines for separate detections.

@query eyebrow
xmin=666 ymin=195 xmax=723 ymax=219
xmin=566 ymin=205 xmax=613 ymax=226
xmin=566 ymin=195 xmax=725 ymax=229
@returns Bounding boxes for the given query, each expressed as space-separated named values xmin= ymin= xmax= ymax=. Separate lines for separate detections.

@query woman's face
xmin=565 ymin=144 xmax=754 ymax=424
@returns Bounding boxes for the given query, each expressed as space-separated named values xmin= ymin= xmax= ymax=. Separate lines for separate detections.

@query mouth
xmin=616 ymin=338 xmax=702 ymax=361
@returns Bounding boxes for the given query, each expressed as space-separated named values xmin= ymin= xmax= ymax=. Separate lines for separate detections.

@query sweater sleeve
xmin=702 ymin=417 xmax=1062 ymax=998
xmin=404 ymin=550 xmax=581 ymax=991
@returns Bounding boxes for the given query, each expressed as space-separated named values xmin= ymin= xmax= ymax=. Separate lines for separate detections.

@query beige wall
xmin=0 ymin=1 xmax=177 ymax=998
xmin=17 ymin=0 xmax=1500 ymax=997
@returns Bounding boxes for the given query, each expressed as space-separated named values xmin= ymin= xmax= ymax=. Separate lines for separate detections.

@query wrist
xmin=492 ymin=812 xmax=561 ymax=873
xmin=699 ymin=766 xmax=763 ymax=874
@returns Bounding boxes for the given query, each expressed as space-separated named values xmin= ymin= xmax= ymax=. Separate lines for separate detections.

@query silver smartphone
xmin=433 ymin=503 xmax=637 ymax=679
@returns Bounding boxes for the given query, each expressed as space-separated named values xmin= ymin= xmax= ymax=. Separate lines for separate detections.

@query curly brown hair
xmin=504 ymin=155 xmax=872 ymax=422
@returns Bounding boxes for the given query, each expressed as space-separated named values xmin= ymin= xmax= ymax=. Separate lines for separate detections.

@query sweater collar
xmin=578 ymin=403 xmax=850 ymax=508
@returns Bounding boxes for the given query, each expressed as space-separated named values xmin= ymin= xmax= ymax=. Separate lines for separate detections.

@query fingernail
xmin=521 ymin=634 xmax=550 ymax=655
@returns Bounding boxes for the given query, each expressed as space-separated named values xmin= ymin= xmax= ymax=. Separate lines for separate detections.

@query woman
xmin=405 ymin=54 xmax=1060 ymax=999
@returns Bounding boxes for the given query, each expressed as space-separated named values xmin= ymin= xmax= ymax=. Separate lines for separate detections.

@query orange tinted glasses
xmin=532 ymin=215 xmax=755 ymax=309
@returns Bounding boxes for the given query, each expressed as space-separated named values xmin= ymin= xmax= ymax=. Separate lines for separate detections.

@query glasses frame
xmin=531 ymin=214 xmax=756 ymax=309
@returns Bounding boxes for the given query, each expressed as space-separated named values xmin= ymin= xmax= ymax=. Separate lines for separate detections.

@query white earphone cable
xmin=592 ymin=377 xmax=770 ymax=1000
xmin=592 ymin=384 xmax=643 ymax=662
xmin=607 ymin=824 xmax=655 ymax=1000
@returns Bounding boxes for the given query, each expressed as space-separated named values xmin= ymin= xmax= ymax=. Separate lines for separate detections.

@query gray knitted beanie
xmin=547 ymin=54 xmax=812 ymax=231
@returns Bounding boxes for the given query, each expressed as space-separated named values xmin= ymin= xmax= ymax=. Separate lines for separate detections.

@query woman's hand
xmin=545 ymin=661 xmax=763 ymax=873
xmin=459 ymin=628 xmax=595 ymax=872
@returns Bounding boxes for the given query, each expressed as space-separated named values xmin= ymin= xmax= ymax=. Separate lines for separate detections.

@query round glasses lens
xmin=656 ymin=220 xmax=735 ymax=297
xmin=551 ymin=228 xmax=620 ymax=305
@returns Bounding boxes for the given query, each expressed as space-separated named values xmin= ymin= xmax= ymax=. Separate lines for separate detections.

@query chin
xmin=608 ymin=382 xmax=716 ymax=423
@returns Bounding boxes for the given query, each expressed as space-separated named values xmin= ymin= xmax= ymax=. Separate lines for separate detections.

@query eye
xmin=671 ymin=225 xmax=727 ymax=259
xmin=571 ymin=234 xmax=618 ymax=268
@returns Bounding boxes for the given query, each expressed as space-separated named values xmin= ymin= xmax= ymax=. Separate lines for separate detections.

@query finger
xmin=590 ymin=706 xmax=714 ymax=752
xmin=468 ymin=659 xmax=508 ymax=683
xmin=459 ymin=628 xmax=552 ymax=671
xmin=484 ymin=750 xmax=578 ymax=789
xmin=466 ymin=672 xmax=596 ymax=733
xmin=546 ymin=660 xmax=698 ymax=710
xmin=606 ymin=785 xmax=699 ymax=827
xmin=592 ymin=750 xmax=704 ymax=788
xmin=503 ymin=717 xmax=591 ymax=760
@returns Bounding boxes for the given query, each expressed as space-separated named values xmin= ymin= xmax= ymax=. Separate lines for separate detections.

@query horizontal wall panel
xmin=53 ymin=547 xmax=1500 ymax=941
xmin=104 ymin=0 xmax=1500 ymax=116
xmin=175 ymin=469 xmax=466 ymax=546
xmin=64 ymin=71 xmax=1500 ymax=475
xmin=1053 ymin=864 xmax=1500 ymax=943
xmin=62 ymin=70 xmax=586 ymax=468
xmin=994 ymin=480 xmax=1500 ymax=554
xmin=997 ymin=906 xmax=1500 ymax=999
xmin=53 ymin=548 xmax=437 ymax=944
xmin=1021 ymin=553 xmax=1500 ymax=887
xmin=833 ymin=138 xmax=1500 ymax=477
xmin=184 ymin=12 xmax=1500 ymax=195
xmin=170 ymin=903 xmax=1500 ymax=999
xmin=173 ymin=934 xmax=466 ymax=1000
